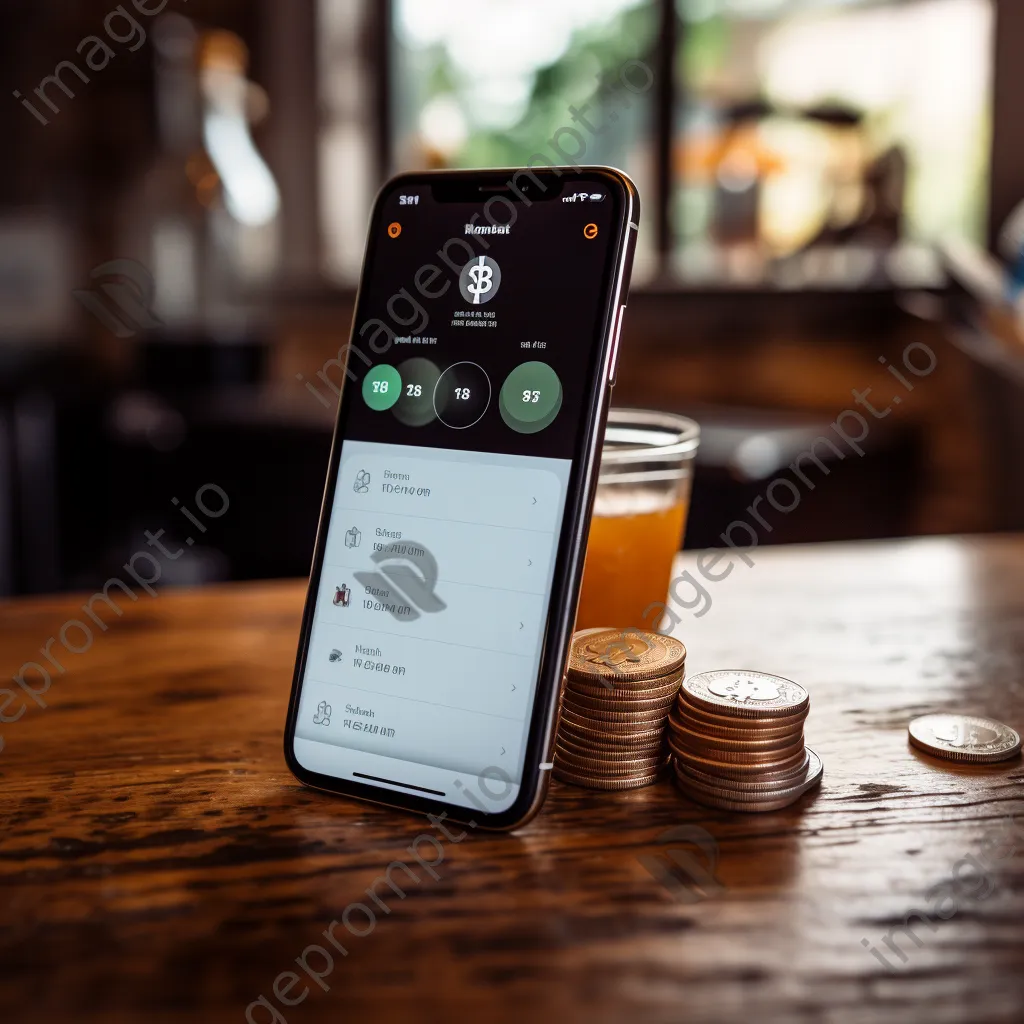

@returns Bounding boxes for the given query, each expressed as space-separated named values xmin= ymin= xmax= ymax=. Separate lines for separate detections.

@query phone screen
xmin=289 ymin=169 xmax=633 ymax=819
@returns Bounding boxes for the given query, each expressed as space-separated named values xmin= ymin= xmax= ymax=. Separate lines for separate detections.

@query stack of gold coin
xmin=553 ymin=627 xmax=686 ymax=790
xmin=669 ymin=669 xmax=823 ymax=812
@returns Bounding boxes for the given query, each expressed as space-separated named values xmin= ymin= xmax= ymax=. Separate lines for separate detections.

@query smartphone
xmin=284 ymin=166 xmax=639 ymax=829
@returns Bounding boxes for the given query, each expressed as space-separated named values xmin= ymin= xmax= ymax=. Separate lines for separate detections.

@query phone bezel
xmin=283 ymin=166 xmax=638 ymax=830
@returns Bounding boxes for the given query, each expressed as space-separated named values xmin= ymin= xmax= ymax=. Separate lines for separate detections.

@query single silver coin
xmin=908 ymin=714 xmax=1021 ymax=764
xmin=683 ymin=670 xmax=809 ymax=718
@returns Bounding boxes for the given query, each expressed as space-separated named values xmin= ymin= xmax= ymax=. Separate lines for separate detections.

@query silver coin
xmin=908 ymin=714 xmax=1021 ymax=764
xmin=682 ymin=670 xmax=808 ymax=718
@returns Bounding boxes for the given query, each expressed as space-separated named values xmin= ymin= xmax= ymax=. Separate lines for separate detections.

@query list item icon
xmin=333 ymin=584 xmax=351 ymax=608
xmin=583 ymin=223 xmax=598 ymax=239
xmin=312 ymin=700 xmax=332 ymax=726
xmin=387 ymin=222 xmax=401 ymax=238
xmin=344 ymin=526 xmax=362 ymax=549
xmin=329 ymin=649 xmax=343 ymax=663
xmin=353 ymin=469 xmax=371 ymax=493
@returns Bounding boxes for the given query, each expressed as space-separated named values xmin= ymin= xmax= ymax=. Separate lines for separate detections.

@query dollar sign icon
xmin=459 ymin=255 xmax=501 ymax=305
xmin=468 ymin=263 xmax=492 ymax=300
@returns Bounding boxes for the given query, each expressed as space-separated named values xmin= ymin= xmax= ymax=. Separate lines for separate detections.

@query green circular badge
xmin=362 ymin=364 xmax=401 ymax=411
xmin=499 ymin=361 xmax=563 ymax=434
xmin=393 ymin=358 xmax=441 ymax=427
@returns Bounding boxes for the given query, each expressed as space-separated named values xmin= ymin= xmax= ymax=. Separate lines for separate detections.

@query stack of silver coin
xmin=669 ymin=669 xmax=823 ymax=812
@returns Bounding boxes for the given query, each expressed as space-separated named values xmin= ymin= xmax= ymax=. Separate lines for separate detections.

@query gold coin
xmin=908 ymin=714 xmax=1021 ymax=764
xmin=566 ymin=743 xmax=665 ymax=762
xmin=673 ymin=754 xmax=810 ymax=793
xmin=673 ymin=771 xmax=798 ymax=806
xmin=567 ymin=627 xmax=686 ymax=685
xmin=553 ymin=765 xmax=665 ymax=790
xmin=671 ymin=756 xmax=811 ymax=792
xmin=672 ymin=700 xmax=806 ymax=738
xmin=674 ymin=779 xmax=811 ymax=813
xmin=668 ymin=735 xmax=805 ymax=767
xmin=564 ymin=668 xmax=685 ymax=695
xmin=558 ymin=716 xmax=666 ymax=740
xmin=564 ymin=688 xmax=680 ymax=713
xmin=561 ymin=698 xmax=674 ymax=725
xmin=556 ymin=735 xmax=666 ymax=761
xmin=564 ymin=689 xmax=677 ymax=712
xmin=674 ymin=749 xmax=823 ymax=812
xmin=682 ymin=670 xmax=809 ymax=719
xmin=669 ymin=742 xmax=806 ymax=770
xmin=667 ymin=720 xmax=802 ymax=753
xmin=560 ymin=708 xmax=669 ymax=735
xmin=555 ymin=752 xmax=666 ymax=773
xmin=669 ymin=744 xmax=808 ymax=778
xmin=560 ymin=738 xmax=665 ymax=760
xmin=558 ymin=721 xmax=666 ymax=750
xmin=672 ymin=750 xmax=812 ymax=797
xmin=567 ymin=674 xmax=683 ymax=702
xmin=554 ymin=749 xmax=666 ymax=774
xmin=559 ymin=766 xmax=667 ymax=782
xmin=556 ymin=737 xmax=666 ymax=762
xmin=667 ymin=727 xmax=805 ymax=763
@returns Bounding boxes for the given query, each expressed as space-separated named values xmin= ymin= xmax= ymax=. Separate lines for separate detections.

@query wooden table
xmin=2 ymin=536 xmax=1023 ymax=1024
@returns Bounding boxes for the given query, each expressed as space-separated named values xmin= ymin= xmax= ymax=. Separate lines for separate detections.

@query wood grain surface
xmin=1 ymin=536 xmax=1023 ymax=1024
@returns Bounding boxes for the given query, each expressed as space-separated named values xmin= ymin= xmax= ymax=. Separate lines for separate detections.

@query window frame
xmin=270 ymin=0 xmax=1013 ymax=293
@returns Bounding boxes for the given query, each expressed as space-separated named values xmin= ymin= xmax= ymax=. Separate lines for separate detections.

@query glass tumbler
xmin=575 ymin=409 xmax=700 ymax=631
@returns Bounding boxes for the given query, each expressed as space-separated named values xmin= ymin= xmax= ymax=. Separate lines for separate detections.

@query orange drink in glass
xmin=576 ymin=410 xmax=700 ymax=632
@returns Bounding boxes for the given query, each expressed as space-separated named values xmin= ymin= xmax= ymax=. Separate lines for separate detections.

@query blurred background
xmin=1 ymin=0 xmax=1023 ymax=598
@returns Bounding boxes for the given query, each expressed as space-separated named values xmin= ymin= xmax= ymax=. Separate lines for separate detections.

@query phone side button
xmin=608 ymin=304 xmax=626 ymax=385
